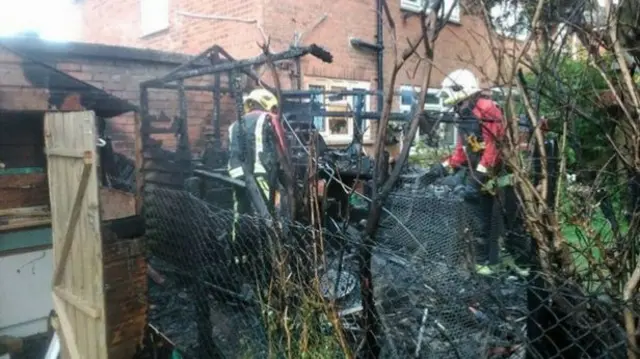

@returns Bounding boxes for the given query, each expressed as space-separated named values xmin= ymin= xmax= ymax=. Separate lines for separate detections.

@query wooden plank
xmin=51 ymin=161 xmax=93 ymax=287
xmin=45 ymin=111 xmax=107 ymax=359
xmin=53 ymin=286 xmax=101 ymax=319
xmin=0 ymin=218 xmax=51 ymax=232
xmin=47 ymin=148 xmax=92 ymax=159
xmin=0 ymin=173 xmax=49 ymax=209
xmin=0 ymin=205 xmax=50 ymax=217
xmin=0 ymin=188 xmax=50 ymax=210
xmin=0 ymin=173 xmax=47 ymax=187
xmin=52 ymin=295 xmax=82 ymax=359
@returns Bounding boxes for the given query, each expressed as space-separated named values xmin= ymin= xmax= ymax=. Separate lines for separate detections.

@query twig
xmin=624 ymin=262 xmax=640 ymax=359
xmin=434 ymin=320 xmax=463 ymax=359
xmin=414 ymin=308 xmax=429 ymax=358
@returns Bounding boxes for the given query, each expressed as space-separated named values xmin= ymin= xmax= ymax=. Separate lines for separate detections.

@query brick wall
xmin=78 ymin=0 xmax=518 ymax=90
xmin=54 ymin=57 xmax=221 ymax=156
xmin=3 ymin=39 xmax=234 ymax=157
xmin=79 ymin=0 xmax=265 ymax=58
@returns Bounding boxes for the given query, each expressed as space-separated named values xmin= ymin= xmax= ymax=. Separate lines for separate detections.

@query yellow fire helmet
xmin=243 ymin=88 xmax=279 ymax=113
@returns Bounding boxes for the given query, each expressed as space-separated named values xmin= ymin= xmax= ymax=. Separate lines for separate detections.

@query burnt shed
xmin=0 ymin=41 xmax=149 ymax=359
xmin=0 ymin=43 xmax=137 ymax=233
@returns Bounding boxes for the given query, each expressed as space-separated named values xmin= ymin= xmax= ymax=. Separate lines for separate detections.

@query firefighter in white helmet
xmin=428 ymin=69 xmax=506 ymax=275
xmin=227 ymin=88 xmax=287 ymax=242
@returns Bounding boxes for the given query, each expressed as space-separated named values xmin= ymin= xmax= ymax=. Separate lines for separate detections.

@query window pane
xmin=309 ymin=85 xmax=325 ymax=131
xmin=400 ymin=88 xmax=414 ymax=105
xmin=425 ymin=92 xmax=440 ymax=105
xmin=309 ymin=85 xmax=324 ymax=103
xmin=442 ymin=123 xmax=456 ymax=147
xmin=350 ymin=87 xmax=369 ymax=110
xmin=328 ymin=118 xmax=349 ymax=135
xmin=330 ymin=86 xmax=347 ymax=103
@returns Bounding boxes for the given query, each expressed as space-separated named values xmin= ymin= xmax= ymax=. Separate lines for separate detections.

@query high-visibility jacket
xmin=227 ymin=110 xmax=286 ymax=200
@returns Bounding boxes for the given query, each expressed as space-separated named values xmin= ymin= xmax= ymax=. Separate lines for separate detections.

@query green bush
xmin=523 ymin=55 xmax=616 ymax=172
xmin=408 ymin=141 xmax=448 ymax=167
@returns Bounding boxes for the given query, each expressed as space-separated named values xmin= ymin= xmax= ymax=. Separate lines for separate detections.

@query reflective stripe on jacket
xmin=227 ymin=111 xmax=270 ymax=179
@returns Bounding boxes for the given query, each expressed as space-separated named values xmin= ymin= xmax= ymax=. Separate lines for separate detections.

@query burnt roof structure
xmin=0 ymin=40 xmax=137 ymax=118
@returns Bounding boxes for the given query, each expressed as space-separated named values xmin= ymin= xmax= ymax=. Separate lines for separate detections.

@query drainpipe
xmin=349 ymin=4 xmax=384 ymax=110
xmin=375 ymin=0 xmax=383 ymax=112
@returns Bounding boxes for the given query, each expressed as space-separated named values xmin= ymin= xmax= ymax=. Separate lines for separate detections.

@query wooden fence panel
xmin=45 ymin=111 xmax=107 ymax=359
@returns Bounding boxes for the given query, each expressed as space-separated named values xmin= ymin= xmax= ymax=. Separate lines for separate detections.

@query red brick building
xmin=76 ymin=0 xmax=512 ymax=145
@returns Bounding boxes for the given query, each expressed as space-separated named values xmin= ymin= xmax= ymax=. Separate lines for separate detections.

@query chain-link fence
xmin=139 ymin=135 xmax=640 ymax=359
xmin=141 ymin=183 xmax=638 ymax=358
xmin=132 ymin=43 xmax=640 ymax=359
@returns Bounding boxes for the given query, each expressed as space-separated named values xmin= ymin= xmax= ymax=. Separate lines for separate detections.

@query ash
xmin=148 ymin=270 xmax=200 ymax=355
xmin=147 ymin=257 xmax=267 ymax=358
xmin=372 ymin=248 xmax=527 ymax=359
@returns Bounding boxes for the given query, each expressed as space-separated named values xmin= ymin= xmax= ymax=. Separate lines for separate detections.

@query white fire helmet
xmin=440 ymin=69 xmax=482 ymax=106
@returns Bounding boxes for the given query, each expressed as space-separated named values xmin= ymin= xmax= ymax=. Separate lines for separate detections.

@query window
xmin=425 ymin=92 xmax=440 ymax=106
xmin=309 ymin=85 xmax=325 ymax=132
xmin=305 ymin=78 xmax=371 ymax=144
xmin=491 ymin=87 xmax=522 ymax=116
xmin=398 ymin=85 xmax=458 ymax=148
xmin=400 ymin=0 xmax=461 ymax=23
xmin=140 ymin=0 xmax=170 ymax=37
xmin=401 ymin=90 xmax=415 ymax=107
xmin=398 ymin=85 xmax=445 ymax=112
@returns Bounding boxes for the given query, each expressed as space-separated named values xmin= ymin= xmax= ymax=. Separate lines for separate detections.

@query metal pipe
xmin=193 ymin=169 xmax=245 ymax=188
xmin=376 ymin=0 xmax=384 ymax=112
xmin=139 ymin=85 xmax=150 ymax=148
xmin=177 ymin=81 xmax=191 ymax=173
xmin=143 ymin=84 xmax=231 ymax=92
xmin=211 ymin=51 xmax=222 ymax=148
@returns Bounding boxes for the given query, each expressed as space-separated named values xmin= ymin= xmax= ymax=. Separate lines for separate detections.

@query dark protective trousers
xmin=501 ymin=185 xmax=534 ymax=268
xmin=231 ymin=174 xmax=272 ymax=243
xmin=470 ymin=191 xmax=501 ymax=265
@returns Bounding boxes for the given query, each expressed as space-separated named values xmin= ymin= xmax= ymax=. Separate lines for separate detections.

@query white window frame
xmin=490 ymin=86 xmax=521 ymax=108
xmin=398 ymin=85 xmax=458 ymax=148
xmin=400 ymin=0 xmax=461 ymax=23
xmin=140 ymin=0 xmax=170 ymax=37
xmin=305 ymin=77 xmax=372 ymax=145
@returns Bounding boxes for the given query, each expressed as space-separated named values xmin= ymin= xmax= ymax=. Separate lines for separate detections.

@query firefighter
xmin=499 ymin=115 xmax=551 ymax=278
xmin=227 ymin=88 xmax=287 ymax=242
xmin=428 ymin=69 xmax=505 ymax=275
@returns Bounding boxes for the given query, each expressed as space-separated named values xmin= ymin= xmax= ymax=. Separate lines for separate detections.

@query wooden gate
xmin=45 ymin=111 xmax=107 ymax=359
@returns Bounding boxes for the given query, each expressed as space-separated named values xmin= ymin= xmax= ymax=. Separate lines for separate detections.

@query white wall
xmin=0 ymin=249 xmax=53 ymax=337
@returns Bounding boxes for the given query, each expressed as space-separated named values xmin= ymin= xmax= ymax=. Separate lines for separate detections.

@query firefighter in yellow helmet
xmin=227 ymin=88 xmax=287 ymax=242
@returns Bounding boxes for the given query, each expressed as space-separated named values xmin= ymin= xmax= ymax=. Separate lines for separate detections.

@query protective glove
xmin=422 ymin=162 xmax=451 ymax=187
xmin=436 ymin=172 xmax=464 ymax=187
xmin=454 ymin=166 xmax=488 ymax=200
xmin=428 ymin=162 xmax=448 ymax=178
xmin=453 ymin=183 xmax=481 ymax=200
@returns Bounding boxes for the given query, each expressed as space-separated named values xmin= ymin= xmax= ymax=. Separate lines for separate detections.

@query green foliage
xmin=523 ymin=55 xmax=616 ymax=170
xmin=408 ymin=142 xmax=447 ymax=167
xmin=482 ymin=0 xmax=590 ymax=37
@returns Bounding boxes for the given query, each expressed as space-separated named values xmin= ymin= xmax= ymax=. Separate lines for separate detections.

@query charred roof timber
xmin=142 ymin=44 xmax=334 ymax=88
xmin=0 ymin=43 xmax=137 ymax=118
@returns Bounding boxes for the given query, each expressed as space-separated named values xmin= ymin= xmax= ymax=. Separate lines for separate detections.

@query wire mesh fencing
xmin=133 ymin=53 xmax=640 ymax=358
xmin=140 ymin=169 xmax=640 ymax=359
